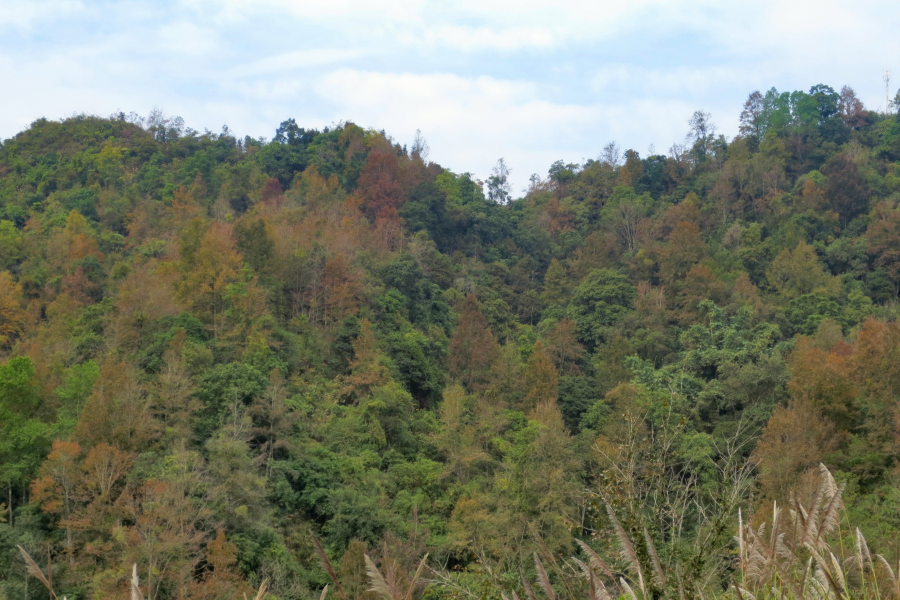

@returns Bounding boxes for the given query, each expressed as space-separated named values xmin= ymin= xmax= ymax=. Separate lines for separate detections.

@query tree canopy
xmin=2 ymin=86 xmax=900 ymax=599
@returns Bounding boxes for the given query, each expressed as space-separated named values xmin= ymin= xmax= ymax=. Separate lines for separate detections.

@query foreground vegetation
xmin=2 ymin=84 xmax=900 ymax=599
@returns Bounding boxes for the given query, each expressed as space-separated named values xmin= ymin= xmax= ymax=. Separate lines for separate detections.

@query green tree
xmin=767 ymin=241 xmax=838 ymax=298
xmin=0 ymin=271 xmax=26 ymax=349
xmin=193 ymin=362 xmax=268 ymax=444
xmin=567 ymin=269 xmax=636 ymax=349
xmin=0 ymin=221 xmax=23 ymax=270
xmin=0 ymin=357 xmax=50 ymax=524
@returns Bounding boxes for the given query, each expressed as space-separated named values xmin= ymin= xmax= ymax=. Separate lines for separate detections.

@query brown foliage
xmin=324 ymin=253 xmax=363 ymax=325
xmin=189 ymin=530 xmax=252 ymax=600
xmin=677 ymin=264 xmax=729 ymax=324
xmin=753 ymin=399 xmax=838 ymax=502
xmin=448 ymin=294 xmax=499 ymax=392
xmin=823 ymin=153 xmax=868 ymax=226
xmin=522 ymin=341 xmax=559 ymax=412
xmin=358 ymin=151 xmax=405 ymax=221
xmin=340 ymin=319 xmax=390 ymax=404
xmin=541 ymin=318 xmax=586 ymax=375
xmin=0 ymin=270 xmax=27 ymax=348
xmin=167 ymin=182 xmax=205 ymax=231
xmin=74 ymin=359 xmax=160 ymax=452
xmin=176 ymin=221 xmax=245 ymax=331
xmin=657 ymin=221 xmax=707 ymax=286
xmin=109 ymin=260 xmax=180 ymax=352
xmin=787 ymin=337 xmax=856 ymax=431
xmin=120 ymin=476 xmax=209 ymax=600
xmin=865 ymin=201 xmax=900 ymax=292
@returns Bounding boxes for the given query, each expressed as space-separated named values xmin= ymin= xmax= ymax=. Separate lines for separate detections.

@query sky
xmin=1 ymin=0 xmax=899 ymax=192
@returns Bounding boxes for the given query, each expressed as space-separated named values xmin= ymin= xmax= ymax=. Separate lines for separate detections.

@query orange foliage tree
xmin=0 ymin=270 xmax=26 ymax=348
xmin=448 ymin=294 xmax=499 ymax=392
xmin=73 ymin=359 xmax=159 ymax=452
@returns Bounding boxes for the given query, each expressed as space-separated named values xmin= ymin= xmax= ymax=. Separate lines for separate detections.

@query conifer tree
xmin=448 ymin=294 xmax=499 ymax=392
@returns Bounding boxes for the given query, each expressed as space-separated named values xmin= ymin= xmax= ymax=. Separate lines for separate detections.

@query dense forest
xmin=2 ymin=83 xmax=900 ymax=600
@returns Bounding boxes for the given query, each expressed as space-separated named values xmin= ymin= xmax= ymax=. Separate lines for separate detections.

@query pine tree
xmin=448 ymin=294 xmax=499 ymax=392
xmin=522 ymin=340 xmax=559 ymax=411
xmin=340 ymin=319 xmax=390 ymax=405
xmin=0 ymin=271 xmax=26 ymax=348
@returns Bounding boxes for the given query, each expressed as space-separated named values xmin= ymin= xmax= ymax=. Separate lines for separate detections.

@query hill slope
xmin=2 ymin=85 xmax=900 ymax=599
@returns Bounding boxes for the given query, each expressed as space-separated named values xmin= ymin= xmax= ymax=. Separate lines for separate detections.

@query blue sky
xmin=1 ymin=0 xmax=898 ymax=191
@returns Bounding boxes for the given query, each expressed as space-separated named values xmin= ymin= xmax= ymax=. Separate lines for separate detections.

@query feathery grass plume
xmin=742 ymin=503 xmax=784 ymax=587
xmin=520 ymin=572 xmax=539 ymax=600
xmin=530 ymin=529 xmax=577 ymax=600
xmin=533 ymin=554 xmax=556 ymax=600
xmin=855 ymin=527 xmax=872 ymax=576
xmin=876 ymin=553 xmax=898 ymax=597
xmin=619 ymin=577 xmax=638 ymax=600
xmin=808 ymin=572 xmax=832 ymax=599
xmin=311 ymin=533 xmax=348 ymax=600
xmin=812 ymin=464 xmax=845 ymax=551
xmin=17 ymin=545 xmax=57 ymax=600
xmin=131 ymin=564 xmax=144 ymax=600
xmin=829 ymin=551 xmax=849 ymax=598
xmin=365 ymin=554 xmax=395 ymax=600
xmin=575 ymin=539 xmax=623 ymax=597
xmin=364 ymin=551 xmax=427 ymax=600
xmin=318 ymin=584 xmax=329 ymax=600
xmin=641 ymin=527 xmax=665 ymax=589
xmin=251 ymin=579 xmax=269 ymax=600
xmin=737 ymin=509 xmax=746 ymax=578
xmin=737 ymin=466 xmax=856 ymax=599
xmin=809 ymin=545 xmax=844 ymax=599
xmin=606 ymin=505 xmax=645 ymax=596
xmin=732 ymin=584 xmax=757 ymax=600
xmin=404 ymin=554 xmax=429 ymax=600
xmin=571 ymin=558 xmax=613 ymax=600
xmin=793 ymin=479 xmax=823 ymax=549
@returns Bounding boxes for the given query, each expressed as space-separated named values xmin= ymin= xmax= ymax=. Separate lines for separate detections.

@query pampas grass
xmin=734 ymin=464 xmax=897 ymax=600
xmin=16 ymin=546 xmax=57 ymax=600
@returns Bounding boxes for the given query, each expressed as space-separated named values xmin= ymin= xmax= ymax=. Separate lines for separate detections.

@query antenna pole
xmin=885 ymin=70 xmax=893 ymax=114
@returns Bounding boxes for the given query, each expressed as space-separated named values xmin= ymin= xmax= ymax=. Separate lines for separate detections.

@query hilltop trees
xmin=1 ymin=83 xmax=900 ymax=599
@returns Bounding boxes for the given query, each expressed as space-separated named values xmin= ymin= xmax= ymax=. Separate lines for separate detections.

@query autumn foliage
xmin=2 ymin=87 xmax=900 ymax=599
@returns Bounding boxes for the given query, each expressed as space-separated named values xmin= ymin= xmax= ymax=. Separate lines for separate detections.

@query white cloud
xmin=157 ymin=21 xmax=218 ymax=55
xmin=312 ymin=69 xmax=706 ymax=189
xmin=0 ymin=0 xmax=83 ymax=30
xmin=1 ymin=0 xmax=897 ymax=192
xmin=591 ymin=65 xmax=747 ymax=98
xmin=411 ymin=25 xmax=556 ymax=52
xmin=204 ymin=0 xmax=424 ymax=22
xmin=228 ymin=48 xmax=370 ymax=78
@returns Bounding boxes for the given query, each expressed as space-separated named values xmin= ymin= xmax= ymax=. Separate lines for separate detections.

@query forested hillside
xmin=2 ymin=84 xmax=900 ymax=600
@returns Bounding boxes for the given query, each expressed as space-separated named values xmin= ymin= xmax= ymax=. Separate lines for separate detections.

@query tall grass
xmin=18 ymin=464 xmax=899 ymax=600
xmin=16 ymin=546 xmax=270 ymax=600
xmin=498 ymin=465 xmax=899 ymax=600
xmin=734 ymin=464 xmax=897 ymax=600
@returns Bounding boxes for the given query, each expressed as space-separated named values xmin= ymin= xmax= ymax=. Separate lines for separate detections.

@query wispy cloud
xmin=228 ymin=48 xmax=370 ymax=78
xmin=0 ymin=0 xmax=897 ymax=189
xmin=157 ymin=21 xmax=219 ymax=55
xmin=407 ymin=26 xmax=556 ymax=52
xmin=0 ymin=0 xmax=83 ymax=30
